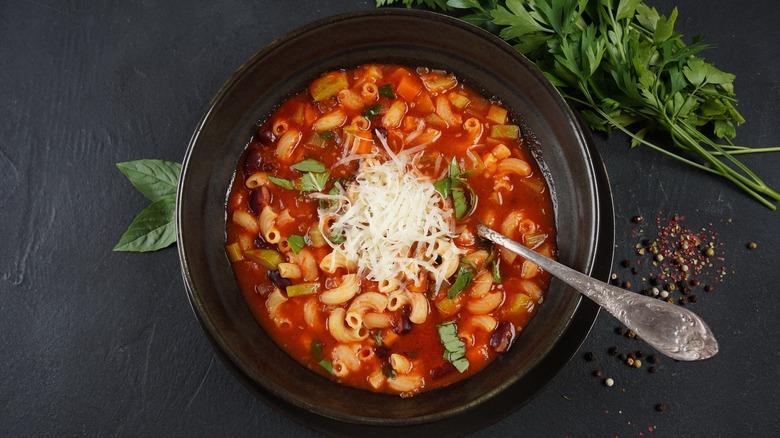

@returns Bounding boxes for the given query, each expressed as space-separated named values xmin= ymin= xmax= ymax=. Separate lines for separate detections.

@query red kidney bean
xmin=395 ymin=306 xmax=412 ymax=335
xmin=243 ymin=148 xmax=275 ymax=176
xmin=429 ymin=361 xmax=455 ymax=380
xmin=374 ymin=345 xmax=390 ymax=360
xmin=489 ymin=321 xmax=516 ymax=354
xmin=256 ymin=128 xmax=276 ymax=145
xmin=248 ymin=186 xmax=271 ymax=215
xmin=267 ymin=270 xmax=291 ymax=290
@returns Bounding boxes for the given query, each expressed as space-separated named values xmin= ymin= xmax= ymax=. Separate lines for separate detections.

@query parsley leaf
xmin=376 ymin=0 xmax=780 ymax=209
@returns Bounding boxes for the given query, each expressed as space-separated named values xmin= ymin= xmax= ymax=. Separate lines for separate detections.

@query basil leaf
xmin=447 ymin=266 xmax=475 ymax=299
xmin=113 ymin=196 xmax=176 ymax=252
xmin=329 ymin=233 xmax=346 ymax=244
xmin=268 ymin=176 xmax=295 ymax=190
xmin=318 ymin=130 xmax=334 ymax=139
xmin=492 ymin=258 xmax=502 ymax=284
xmin=433 ymin=177 xmax=452 ymax=198
xmin=288 ymin=234 xmax=306 ymax=254
xmin=116 ymin=159 xmax=180 ymax=202
xmin=451 ymin=186 xmax=468 ymax=220
xmin=291 ymin=159 xmax=327 ymax=173
xmin=437 ymin=321 xmax=469 ymax=373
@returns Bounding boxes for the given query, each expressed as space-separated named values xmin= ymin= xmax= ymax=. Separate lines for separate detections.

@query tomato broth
xmin=225 ymin=64 xmax=556 ymax=397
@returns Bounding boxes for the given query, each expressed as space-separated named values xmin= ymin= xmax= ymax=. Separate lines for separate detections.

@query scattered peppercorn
xmin=608 ymin=346 xmax=619 ymax=356
xmin=584 ymin=351 xmax=596 ymax=361
xmin=618 ymin=353 xmax=628 ymax=361
xmin=621 ymin=259 xmax=632 ymax=268
xmin=704 ymin=247 xmax=715 ymax=257
xmin=633 ymin=359 xmax=643 ymax=369
xmin=593 ymin=369 xmax=603 ymax=377
xmin=655 ymin=403 xmax=668 ymax=412
xmin=604 ymin=378 xmax=614 ymax=387
xmin=689 ymin=295 xmax=699 ymax=303
xmin=648 ymin=366 xmax=657 ymax=374
xmin=647 ymin=354 xmax=659 ymax=364
xmin=627 ymin=330 xmax=636 ymax=339
xmin=622 ymin=280 xmax=632 ymax=289
xmin=704 ymin=284 xmax=714 ymax=292
xmin=615 ymin=327 xmax=627 ymax=336
xmin=747 ymin=242 xmax=757 ymax=250
xmin=632 ymin=215 xmax=644 ymax=223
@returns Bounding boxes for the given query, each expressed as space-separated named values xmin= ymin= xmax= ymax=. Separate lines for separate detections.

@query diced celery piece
xmin=244 ymin=249 xmax=283 ymax=269
xmin=489 ymin=124 xmax=520 ymax=139
xmin=305 ymin=132 xmax=327 ymax=148
xmin=225 ymin=242 xmax=243 ymax=262
xmin=286 ymin=282 xmax=319 ymax=297
xmin=448 ymin=92 xmax=471 ymax=109
xmin=487 ymin=104 xmax=508 ymax=124
xmin=309 ymin=71 xmax=349 ymax=101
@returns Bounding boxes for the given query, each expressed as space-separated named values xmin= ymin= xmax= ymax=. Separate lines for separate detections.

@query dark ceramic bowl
xmin=177 ymin=9 xmax=614 ymax=437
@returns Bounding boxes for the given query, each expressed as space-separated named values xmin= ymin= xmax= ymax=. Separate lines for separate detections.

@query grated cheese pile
xmin=315 ymin=145 xmax=459 ymax=291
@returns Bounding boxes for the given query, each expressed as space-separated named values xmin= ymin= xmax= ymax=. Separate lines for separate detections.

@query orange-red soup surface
xmin=225 ymin=64 xmax=556 ymax=397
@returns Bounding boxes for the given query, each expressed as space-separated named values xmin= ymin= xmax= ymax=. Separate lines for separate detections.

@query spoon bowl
xmin=477 ymin=224 xmax=718 ymax=361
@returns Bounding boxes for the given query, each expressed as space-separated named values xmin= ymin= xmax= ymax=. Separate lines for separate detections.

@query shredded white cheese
xmin=316 ymin=134 xmax=459 ymax=291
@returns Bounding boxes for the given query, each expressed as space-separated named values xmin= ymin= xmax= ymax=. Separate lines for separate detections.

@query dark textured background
xmin=1 ymin=0 xmax=778 ymax=436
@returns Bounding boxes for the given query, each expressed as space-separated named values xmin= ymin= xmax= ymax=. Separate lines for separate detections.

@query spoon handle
xmin=477 ymin=224 xmax=718 ymax=361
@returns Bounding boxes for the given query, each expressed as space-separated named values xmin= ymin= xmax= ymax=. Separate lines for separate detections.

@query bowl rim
xmin=177 ymin=8 xmax=614 ymax=436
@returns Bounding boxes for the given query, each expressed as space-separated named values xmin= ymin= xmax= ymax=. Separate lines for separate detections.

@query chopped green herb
xmin=381 ymin=363 xmax=396 ymax=378
xmin=319 ymin=359 xmax=334 ymax=374
xmin=436 ymin=158 xmax=475 ymax=220
xmin=291 ymin=159 xmax=327 ymax=173
xmin=268 ymin=176 xmax=295 ymax=190
xmin=373 ymin=331 xmax=382 ymax=346
xmin=295 ymin=171 xmax=330 ymax=192
xmin=287 ymin=234 xmax=306 ymax=254
xmin=362 ymin=103 xmax=382 ymax=119
xmin=317 ymin=130 xmax=334 ymax=139
xmin=437 ymin=321 xmax=469 ymax=373
xmin=378 ymin=84 xmax=396 ymax=99
xmin=448 ymin=265 xmax=475 ymax=299
xmin=310 ymin=341 xmax=324 ymax=360
xmin=329 ymin=233 xmax=346 ymax=244
xmin=491 ymin=258 xmax=502 ymax=284
xmin=433 ymin=177 xmax=452 ymax=198
xmin=451 ymin=187 xmax=468 ymax=220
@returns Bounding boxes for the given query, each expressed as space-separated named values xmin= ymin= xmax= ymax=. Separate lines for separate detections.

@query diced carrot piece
xmin=396 ymin=73 xmax=423 ymax=102
xmin=414 ymin=92 xmax=435 ymax=114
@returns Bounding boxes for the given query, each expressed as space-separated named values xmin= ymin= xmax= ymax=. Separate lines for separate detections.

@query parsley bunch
xmin=378 ymin=0 xmax=780 ymax=209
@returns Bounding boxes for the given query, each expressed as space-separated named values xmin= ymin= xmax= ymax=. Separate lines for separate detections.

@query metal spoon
xmin=476 ymin=223 xmax=718 ymax=361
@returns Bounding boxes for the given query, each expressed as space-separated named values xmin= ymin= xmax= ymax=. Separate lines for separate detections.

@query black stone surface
xmin=2 ymin=1 xmax=778 ymax=436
